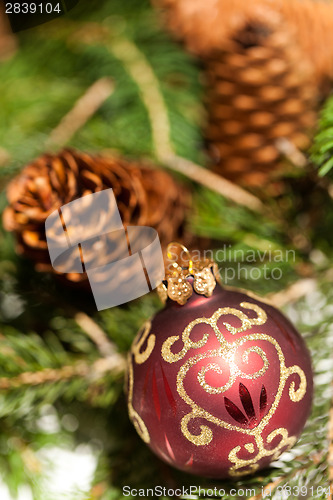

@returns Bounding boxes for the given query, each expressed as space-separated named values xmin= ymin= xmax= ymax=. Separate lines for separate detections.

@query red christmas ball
xmin=127 ymin=255 xmax=313 ymax=478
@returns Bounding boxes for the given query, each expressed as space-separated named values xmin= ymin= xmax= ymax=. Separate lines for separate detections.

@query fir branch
xmin=74 ymin=311 xmax=120 ymax=358
xmin=0 ymin=354 xmax=125 ymax=391
xmin=10 ymin=438 xmax=42 ymax=475
xmin=276 ymin=138 xmax=308 ymax=168
xmin=267 ymin=278 xmax=317 ymax=307
xmin=248 ymin=476 xmax=284 ymax=500
xmin=109 ymin=37 xmax=173 ymax=161
xmin=248 ymin=453 xmax=325 ymax=500
xmin=162 ymin=155 xmax=264 ymax=213
xmin=67 ymin=22 xmax=265 ymax=212
xmin=0 ymin=364 xmax=86 ymax=389
xmin=0 ymin=147 xmax=10 ymax=167
xmin=312 ymin=95 xmax=333 ymax=177
xmin=95 ymin=30 xmax=264 ymax=212
xmin=1 ymin=1 xmax=332 ymax=495
xmin=66 ymin=21 xmax=173 ymax=159
xmin=45 ymin=77 xmax=114 ymax=149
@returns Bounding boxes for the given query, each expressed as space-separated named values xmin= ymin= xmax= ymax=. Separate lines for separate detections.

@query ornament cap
xmin=157 ymin=242 xmax=221 ymax=305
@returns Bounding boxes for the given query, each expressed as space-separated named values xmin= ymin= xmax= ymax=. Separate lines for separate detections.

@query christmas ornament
xmin=153 ymin=0 xmax=333 ymax=189
xmin=127 ymin=244 xmax=313 ymax=478
xmin=3 ymin=149 xmax=189 ymax=284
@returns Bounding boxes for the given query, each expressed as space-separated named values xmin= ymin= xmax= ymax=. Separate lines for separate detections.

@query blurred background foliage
xmin=0 ymin=0 xmax=333 ymax=498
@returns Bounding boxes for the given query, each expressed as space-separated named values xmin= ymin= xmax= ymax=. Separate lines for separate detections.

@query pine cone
xmin=154 ymin=0 xmax=333 ymax=90
xmin=153 ymin=0 xmax=333 ymax=190
xmin=205 ymin=18 xmax=317 ymax=188
xmin=3 ymin=149 xmax=189 ymax=284
xmin=269 ymin=0 xmax=333 ymax=93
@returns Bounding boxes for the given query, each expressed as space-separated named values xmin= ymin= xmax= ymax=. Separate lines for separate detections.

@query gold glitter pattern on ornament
xmin=127 ymin=353 xmax=150 ymax=443
xmin=159 ymin=243 xmax=218 ymax=305
xmin=161 ymin=302 xmax=267 ymax=364
xmin=167 ymin=276 xmax=193 ymax=305
xmin=193 ymin=267 xmax=216 ymax=297
xmin=131 ymin=320 xmax=155 ymax=364
xmin=196 ymin=344 xmax=269 ymax=395
xmin=228 ymin=429 xmax=296 ymax=477
xmin=245 ymin=443 xmax=255 ymax=453
xmin=237 ymin=346 xmax=269 ymax=379
xmin=198 ymin=363 xmax=224 ymax=394
xmin=161 ymin=301 xmax=307 ymax=476
xmin=287 ymin=365 xmax=307 ymax=402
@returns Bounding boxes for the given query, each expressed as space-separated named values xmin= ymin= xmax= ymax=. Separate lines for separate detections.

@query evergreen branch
xmin=0 ymin=147 xmax=10 ymax=166
xmin=10 ymin=438 xmax=42 ymax=475
xmin=109 ymin=37 xmax=173 ymax=160
xmin=66 ymin=22 xmax=265 ymax=212
xmin=0 ymin=364 xmax=86 ymax=389
xmin=329 ymin=184 xmax=333 ymax=199
xmin=0 ymin=354 xmax=126 ymax=391
xmin=74 ymin=311 xmax=120 ymax=358
xmin=248 ymin=476 xmax=284 ymax=500
xmin=1 ymin=2 xmax=332 ymax=494
xmin=66 ymin=22 xmax=173 ymax=158
xmin=248 ymin=453 xmax=325 ymax=500
xmin=45 ymin=77 xmax=114 ymax=149
xmin=312 ymin=95 xmax=333 ymax=177
xmin=104 ymin=34 xmax=264 ymax=213
xmin=162 ymin=154 xmax=264 ymax=213
xmin=90 ymin=482 xmax=108 ymax=500
xmin=267 ymin=278 xmax=317 ymax=307
xmin=276 ymin=138 xmax=308 ymax=168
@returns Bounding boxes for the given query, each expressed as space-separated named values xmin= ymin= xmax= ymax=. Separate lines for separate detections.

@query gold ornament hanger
xmin=157 ymin=242 xmax=220 ymax=305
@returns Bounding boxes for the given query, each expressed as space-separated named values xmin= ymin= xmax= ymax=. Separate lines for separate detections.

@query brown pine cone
xmin=153 ymin=0 xmax=333 ymax=190
xmin=268 ymin=0 xmax=333 ymax=93
xmin=154 ymin=0 xmax=333 ymax=90
xmin=205 ymin=17 xmax=317 ymax=188
xmin=3 ymin=149 xmax=189 ymax=284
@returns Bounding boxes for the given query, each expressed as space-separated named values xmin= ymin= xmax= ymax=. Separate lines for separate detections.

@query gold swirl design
xmin=196 ymin=344 xmax=269 ymax=395
xmin=181 ymin=411 xmax=213 ymax=446
xmin=161 ymin=302 xmax=267 ymax=364
xmin=198 ymin=363 xmax=224 ymax=394
xmin=160 ymin=301 xmax=307 ymax=475
xmin=228 ymin=429 xmax=297 ymax=477
xmin=237 ymin=346 xmax=269 ymax=379
xmin=131 ymin=320 xmax=155 ymax=364
xmin=127 ymin=353 xmax=150 ymax=443
xmin=224 ymin=302 xmax=267 ymax=335
xmin=287 ymin=365 xmax=307 ymax=402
